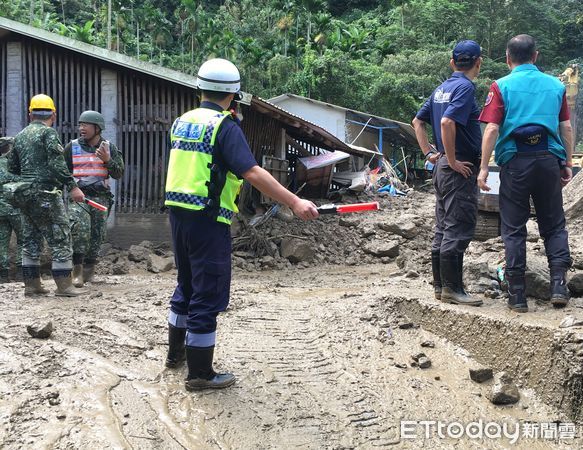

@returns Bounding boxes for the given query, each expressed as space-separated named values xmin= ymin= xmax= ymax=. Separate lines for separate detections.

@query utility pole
xmin=107 ymin=0 xmax=112 ymax=50
xmin=29 ymin=0 xmax=35 ymax=24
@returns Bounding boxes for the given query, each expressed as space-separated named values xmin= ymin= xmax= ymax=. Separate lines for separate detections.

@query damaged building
xmin=0 ymin=16 xmax=388 ymax=247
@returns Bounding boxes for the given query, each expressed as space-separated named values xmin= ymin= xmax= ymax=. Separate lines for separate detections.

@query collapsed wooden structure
xmin=0 ymin=17 xmax=363 ymax=245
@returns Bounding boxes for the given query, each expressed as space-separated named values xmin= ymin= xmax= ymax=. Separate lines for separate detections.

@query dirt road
xmin=0 ymin=265 xmax=580 ymax=449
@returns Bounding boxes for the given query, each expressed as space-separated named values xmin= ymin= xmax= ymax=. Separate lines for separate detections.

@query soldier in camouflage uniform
xmin=64 ymin=111 xmax=124 ymax=287
xmin=8 ymin=94 xmax=88 ymax=297
xmin=0 ymin=137 xmax=23 ymax=283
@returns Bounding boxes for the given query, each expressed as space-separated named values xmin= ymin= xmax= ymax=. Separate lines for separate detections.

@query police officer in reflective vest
xmin=164 ymin=58 xmax=318 ymax=391
xmin=64 ymin=111 xmax=124 ymax=287
xmin=478 ymin=34 xmax=574 ymax=312
xmin=412 ymin=40 xmax=483 ymax=307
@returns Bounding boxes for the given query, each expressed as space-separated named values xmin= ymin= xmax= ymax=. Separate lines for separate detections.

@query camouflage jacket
xmin=63 ymin=137 xmax=125 ymax=187
xmin=0 ymin=153 xmax=20 ymax=215
xmin=8 ymin=121 xmax=77 ymax=191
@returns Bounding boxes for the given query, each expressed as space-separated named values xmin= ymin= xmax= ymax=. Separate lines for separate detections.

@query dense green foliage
xmin=2 ymin=0 xmax=581 ymax=122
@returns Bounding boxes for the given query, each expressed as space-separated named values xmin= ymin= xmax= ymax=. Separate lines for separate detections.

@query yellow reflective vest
xmin=164 ymin=108 xmax=243 ymax=225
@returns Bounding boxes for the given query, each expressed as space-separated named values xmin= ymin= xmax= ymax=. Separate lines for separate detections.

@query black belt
xmin=513 ymin=150 xmax=553 ymax=158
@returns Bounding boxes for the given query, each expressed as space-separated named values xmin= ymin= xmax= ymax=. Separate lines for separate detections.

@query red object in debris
xmin=317 ymin=202 xmax=380 ymax=215
xmin=85 ymin=199 xmax=108 ymax=212
xmin=336 ymin=202 xmax=379 ymax=214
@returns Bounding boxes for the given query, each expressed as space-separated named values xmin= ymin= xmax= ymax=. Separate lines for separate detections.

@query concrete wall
xmin=5 ymin=42 xmax=25 ymax=135
xmin=100 ymin=68 xmax=118 ymax=228
xmin=108 ymin=213 xmax=171 ymax=249
xmin=273 ymin=97 xmax=346 ymax=142
xmin=346 ymin=123 xmax=380 ymax=154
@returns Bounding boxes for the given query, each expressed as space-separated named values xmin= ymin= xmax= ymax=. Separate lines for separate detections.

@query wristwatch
xmin=425 ymin=149 xmax=436 ymax=159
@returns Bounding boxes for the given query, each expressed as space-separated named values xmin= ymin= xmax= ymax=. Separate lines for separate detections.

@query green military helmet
xmin=78 ymin=110 xmax=105 ymax=132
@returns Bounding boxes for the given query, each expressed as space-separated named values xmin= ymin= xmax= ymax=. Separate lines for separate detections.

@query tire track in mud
xmin=197 ymin=291 xmax=400 ymax=449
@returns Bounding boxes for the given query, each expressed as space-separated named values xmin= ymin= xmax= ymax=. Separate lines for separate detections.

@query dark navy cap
xmin=452 ymin=40 xmax=482 ymax=63
xmin=511 ymin=124 xmax=548 ymax=152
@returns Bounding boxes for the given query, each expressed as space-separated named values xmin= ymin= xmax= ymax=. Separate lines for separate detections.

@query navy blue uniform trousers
xmin=168 ymin=207 xmax=231 ymax=348
xmin=432 ymin=157 xmax=479 ymax=256
xmin=499 ymin=151 xmax=570 ymax=274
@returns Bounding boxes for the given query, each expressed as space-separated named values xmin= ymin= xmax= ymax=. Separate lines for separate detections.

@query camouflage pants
xmin=69 ymin=195 xmax=108 ymax=261
xmin=20 ymin=191 xmax=73 ymax=267
xmin=0 ymin=214 xmax=23 ymax=269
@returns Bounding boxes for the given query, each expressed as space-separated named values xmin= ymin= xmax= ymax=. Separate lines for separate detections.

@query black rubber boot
xmin=506 ymin=270 xmax=528 ymax=313
xmin=0 ymin=269 xmax=9 ymax=283
xmin=550 ymin=266 xmax=569 ymax=308
xmin=165 ymin=324 xmax=186 ymax=368
xmin=431 ymin=251 xmax=442 ymax=300
xmin=440 ymin=254 xmax=482 ymax=306
xmin=185 ymin=346 xmax=236 ymax=391
xmin=458 ymin=252 xmax=468 ymax=295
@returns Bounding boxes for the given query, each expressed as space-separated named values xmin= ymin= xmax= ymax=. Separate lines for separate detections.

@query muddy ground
xmin=1 ymin=182 xmax=583 ymax=449
xmin=0 ymin=264 xmax=582 ymax=449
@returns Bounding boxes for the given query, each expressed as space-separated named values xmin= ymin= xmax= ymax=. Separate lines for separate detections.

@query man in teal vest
xmin=478 ymin=34 xmax=574 ymax=312
xmin=164 ymin=58 xmax=319 ymax=391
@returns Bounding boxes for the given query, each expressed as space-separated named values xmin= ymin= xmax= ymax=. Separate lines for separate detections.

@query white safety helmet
xmin=196 ymin=58 xmax=241 ymax=95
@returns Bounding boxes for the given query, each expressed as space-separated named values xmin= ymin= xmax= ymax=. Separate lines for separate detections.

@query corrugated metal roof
xmin=0 ymin=16 xmax=199 ymax=88
xmin=0 ymin=17 xmax=376 ymax=158
xmin=269 ymin=93 xmax=419 ymax=147
xmin=250 ymin=97 xmax=381 ymax=157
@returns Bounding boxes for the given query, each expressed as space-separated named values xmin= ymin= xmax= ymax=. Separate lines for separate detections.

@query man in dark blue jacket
xmin=412 ymin=40 xmax=483 ymax=306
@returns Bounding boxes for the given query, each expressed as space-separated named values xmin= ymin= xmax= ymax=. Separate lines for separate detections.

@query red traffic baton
xmin=317 ymin=201 xmax=380 ymax=215
xmin=85 ymin=199 xmax=108 ymax=212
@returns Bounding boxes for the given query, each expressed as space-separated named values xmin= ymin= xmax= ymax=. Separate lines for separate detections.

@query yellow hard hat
xmin=29 ymin=94 xmax=56 ymax=113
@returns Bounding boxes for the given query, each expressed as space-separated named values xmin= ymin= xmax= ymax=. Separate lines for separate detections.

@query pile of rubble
xmin=230 ymin=190 xmax=434 ymax=272
xmin=92 ymin=171 xmax=583 ymax=300
xmin=97 ymin=240 xmax=175 ymax=275
xmin=92 ymin=190 xmax=435 ymax=276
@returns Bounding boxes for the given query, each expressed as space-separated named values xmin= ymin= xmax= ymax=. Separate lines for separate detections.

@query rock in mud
xmin=410 ymin=352 xmax=426 ymax=362
xmin=420 ymin=340 xmax=435 ymax=348
xmin=260 ymin=256 xmax=278 ymax=269
xmin=525 ymin=270 xmax=550 ymax=300
xmin=418 ymin=357 xmax=432 ymax=369
xmin=469 ymin=367 xmax=493 ymax=383
xmin=360 ymin=226 xmax=376 ymax=238
xmin=378 ymin=220 xmax=418 ymax=239
xmin=128 ymin=243 xmax=152 ymax=262
xmin=559 ymin=316 xmax=583 ymax=329
xmin=280 ymin=238 xmax=315 ymax=263
xmin=339 ymin=217 xmax=359 ymax=228
xmin=567 ymin=273 xmax=583 ymax=297
xmin=487 ymin=372 xmax=520 ymax=405
xmin=27 ymin=321 xmax=53 ymax=339
xmin=363 ymin=241 xmax=400 ymax=258
xmin=111 ymin=259 xmax=130 ymax=275
xmin=147 ymin=254 xmax=175 ymax=273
